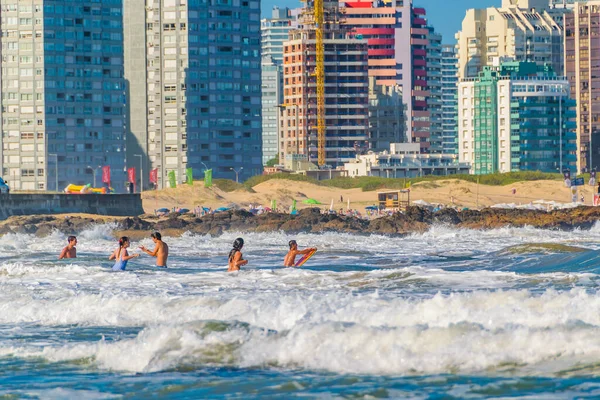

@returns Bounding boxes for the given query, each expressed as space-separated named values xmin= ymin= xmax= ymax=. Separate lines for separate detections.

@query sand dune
xmin=141 ymin=179 xmax=593 ymax=213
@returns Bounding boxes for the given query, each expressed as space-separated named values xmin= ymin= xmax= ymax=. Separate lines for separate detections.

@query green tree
xmin=265 ymin=155 xmax=279 ymax=167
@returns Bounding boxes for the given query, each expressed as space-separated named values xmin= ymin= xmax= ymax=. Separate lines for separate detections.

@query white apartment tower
xmin=261 ymin=7 xmax=293 ymax=165
xmin=456 ymin=0 xmax=568 ymax=79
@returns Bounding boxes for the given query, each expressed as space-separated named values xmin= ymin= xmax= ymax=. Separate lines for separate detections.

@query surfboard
xmin=295 ymin=248 xmax=317 ymax=267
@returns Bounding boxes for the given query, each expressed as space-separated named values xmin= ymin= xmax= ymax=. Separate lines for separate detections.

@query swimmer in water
xmin=109 ymin=236 xmax=139 ymax=271
xmin=283 ymin=240 xmax=316 ymax=267
xmin=139 ymin=232 xmax=169 ymax=268
xmin=59 ymin=236 xmax=77 ymax=259
xmin=228 ymin=237 xmax=248 ymax=272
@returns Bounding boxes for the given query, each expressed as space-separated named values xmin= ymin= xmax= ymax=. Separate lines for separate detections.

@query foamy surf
xmin=2 ymin=225 xmax=600 ymax=397
xmin=3 ymin=316 xmax=600 ymax=376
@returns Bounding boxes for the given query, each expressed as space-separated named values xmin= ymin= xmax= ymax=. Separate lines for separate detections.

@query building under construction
xmin=281 ymin=0 xmax=369 ymax=167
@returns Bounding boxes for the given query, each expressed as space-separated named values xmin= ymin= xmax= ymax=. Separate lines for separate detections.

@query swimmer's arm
xmin=58 ymin=247 xmax=67 ymax=260
xmin=139 ymin=245 xmax=158 ymax=257
xmin=233 ymin=252 xmax=247 ymax=267
xmin=108 ymin=250 xmax=116 ymax=261
xmin=121 ymin=251 xmax=140 ymax=261
xmin=297 ymin=248 xmax=314 ymax=255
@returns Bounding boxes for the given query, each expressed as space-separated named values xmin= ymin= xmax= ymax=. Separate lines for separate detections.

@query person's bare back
xmin=155 ymin=240 xmax=169 ymax=267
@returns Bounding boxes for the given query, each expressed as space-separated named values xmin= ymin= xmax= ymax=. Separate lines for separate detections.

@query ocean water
xmin=3 ymin=224 xmax=600 ymax=398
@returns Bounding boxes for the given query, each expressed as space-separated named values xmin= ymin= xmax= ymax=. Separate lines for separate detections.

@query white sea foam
xmin=2 ymin=226 xmax=600 ymax=377
xmin=3 ymin=311 xmax=600 ymax=376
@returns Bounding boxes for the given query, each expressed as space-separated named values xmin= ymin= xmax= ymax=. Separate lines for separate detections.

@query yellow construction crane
xmin=314 ymin=0 xmax=326 ymax=166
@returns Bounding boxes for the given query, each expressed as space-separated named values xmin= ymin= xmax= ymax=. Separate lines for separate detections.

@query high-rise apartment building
xmin=427 ymin=28 xmax=443 ymax=154
xmin=458 ymin=62 xmax=577 ymax=174
xmin=261 ymin=7 xmax=293 ymax=165
xmin=124 ymin=0 xmax=149 ymax=190
xmin=565 ymin=1 xmax=600 ymax=172
xmin=441 ymin=44 xmax=459 ymax=155
xmin=368 ymin=77 xmax=404 ymax=152
xmin=281 ymin=0 xmax=369 ymax=167
xmin=456 ymin=0 xmax=567 ymax=80
xmin=141 ymin=0 xmax=262 ymax=187
xmin=0 ymin=0 xmax=127 ymax=192
xmin=341 ymin=0 xmax=430 ymax=152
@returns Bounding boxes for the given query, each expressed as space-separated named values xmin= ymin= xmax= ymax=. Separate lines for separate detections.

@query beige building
xmin=281 ymin=0 xmax=369 ymax=167
xmin=456 ymin=0 xmax=568 ymax=79
xmin=565 ymin=1 xmax=600 ymax=172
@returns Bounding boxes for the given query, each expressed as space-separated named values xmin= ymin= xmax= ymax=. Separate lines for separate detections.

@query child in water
xmin=228 ymin=237 xmax=248 ymax=272
xmin=109 ymin=236 xmax=139 ymax=271
xmin=284 ymin=240 xmax=317 ymax=267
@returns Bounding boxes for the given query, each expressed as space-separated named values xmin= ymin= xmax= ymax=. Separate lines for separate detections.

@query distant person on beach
xmin=59 ymin=236 xmax=77 ymax=259
xmin=284 ymin=240 xmax=317 ymax=267
xmin=139 ymin=232 xmax=169 ymax=268
xmin=228 ymin=237 xmax=247 ymax=272
xmin=109 ymin=236 xmax=139 ymax=271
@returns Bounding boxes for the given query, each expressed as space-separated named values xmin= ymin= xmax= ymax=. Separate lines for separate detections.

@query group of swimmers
xmin=59 ymin=233 xmax=315 ymax=272
xmin=59 ymin=232 xmax=169 ymax=271
xmin=227 ymin=237 xmax=316 ymax=272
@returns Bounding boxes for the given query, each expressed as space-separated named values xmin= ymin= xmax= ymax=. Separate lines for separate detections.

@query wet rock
xmin=433 ymin=208 xmax=461 ymax=225
xmin=3 ymin=205 xmax=600 ymax=238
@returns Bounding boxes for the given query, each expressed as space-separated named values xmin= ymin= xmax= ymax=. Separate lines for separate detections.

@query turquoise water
xmin=2 ymin=225 xmax=600 ymax=398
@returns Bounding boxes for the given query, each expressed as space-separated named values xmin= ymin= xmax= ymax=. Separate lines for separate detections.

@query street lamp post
xmin=134 ymin=154 xmax=143 ymax=193
xmin=230 ymin=167 xmax=243 ymax=183
xmin=87 ymin=165 xmax=102 ymax=188
xmin=49 ymin=153 xmax=58 ymax=192
xmin=200 ymin=161 xmax=209 ymax=174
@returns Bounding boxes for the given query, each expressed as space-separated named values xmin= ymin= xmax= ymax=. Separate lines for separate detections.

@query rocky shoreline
xmin=1 ymin=206 xmax=600 ymax=238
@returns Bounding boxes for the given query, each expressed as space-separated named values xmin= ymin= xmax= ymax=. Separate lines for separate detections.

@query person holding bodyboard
xmin=284 ymin=240 xmax=317 ymax=267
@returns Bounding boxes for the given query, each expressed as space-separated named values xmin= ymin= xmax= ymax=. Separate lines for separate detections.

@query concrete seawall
xmin=0 ymin=194 xmax=143 ymax=220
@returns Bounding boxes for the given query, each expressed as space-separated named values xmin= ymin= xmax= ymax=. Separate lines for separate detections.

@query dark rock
xmin=433 ymin=208 xmax=461 ymax=225
xmin=155 ymin=216 xmax=189 ymax=230
xmin=4 ymin=205 xmax=600 ymax=238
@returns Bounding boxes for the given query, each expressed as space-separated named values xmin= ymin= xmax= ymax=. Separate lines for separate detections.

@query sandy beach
xmin=141 ymin=179 xmax=591 ymax=213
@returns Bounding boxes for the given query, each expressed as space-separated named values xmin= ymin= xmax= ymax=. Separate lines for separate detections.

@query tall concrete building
xmin=261 ymin=7 xmax=293 ymax=165
xmin=341 ymin=0 xmax=430 ymax=152
xmin=368 ymin=77 xmax=405 ymax=152
xmin=281 ymin=0 xmax=369 ymax=167
xmin=441 ymin=44 xmax=459 ymax=155
xmin=427 ymin=28 xmax=443 ymax=154
xmin=456 ymin=0 xmax=567 ymax=80
xmin=458 ymin=62 xmax=577 ymax=174
xmin=141 ymin=0 xmax=262 ymax=187
xmin=0 ymin=0 xmax=127 ymax=192
xmin=124 ymin=0 xmax=149 ymax=190
xmin=565 ymin=1 xmax=600 ymax=172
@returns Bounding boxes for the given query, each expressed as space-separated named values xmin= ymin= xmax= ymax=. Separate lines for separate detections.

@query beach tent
xmin=215 ymin=207 xmax=229 ymax=212
xmin=365 ymin=205 xmax=378 ymax=210
xmin=303 ymin=198 xmax=321 ymax=205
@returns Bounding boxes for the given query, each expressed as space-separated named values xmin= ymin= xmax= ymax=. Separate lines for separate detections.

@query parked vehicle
xmin=0 ymin=177 xmax=10 ymax=194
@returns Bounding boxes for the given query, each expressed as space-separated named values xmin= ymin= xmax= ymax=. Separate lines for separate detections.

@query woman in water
xmin=109 ymin=236 xmax=140 ymax=271
xmin=228 ymin=237 xmax=248 ymax=272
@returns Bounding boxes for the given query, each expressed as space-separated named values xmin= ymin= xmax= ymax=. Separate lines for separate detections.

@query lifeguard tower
xmin=377 ymin=190 xmax=410 ymax=211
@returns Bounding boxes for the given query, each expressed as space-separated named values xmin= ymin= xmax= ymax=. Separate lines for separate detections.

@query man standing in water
xmin=59 ymin=236 xmax=77 ymax=259
xmin=139 ymin=232 xmax=169 ymax=268
xmin=284 ymin=240 xmax=316 ymax=267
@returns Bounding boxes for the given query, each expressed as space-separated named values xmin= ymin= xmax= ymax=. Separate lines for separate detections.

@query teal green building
xmin=458 ymin=62 xmax=577 ymax=175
